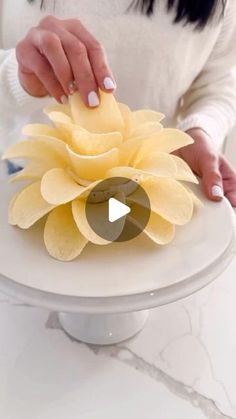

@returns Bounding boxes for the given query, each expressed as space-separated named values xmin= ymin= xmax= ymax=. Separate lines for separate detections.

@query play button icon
xmin=108 ymin=198 xmax=131 ymax=223
xmin=85 ymin=177 xmax=151 ymax=242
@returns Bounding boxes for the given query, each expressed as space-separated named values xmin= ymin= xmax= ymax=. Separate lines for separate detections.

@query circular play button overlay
xmin=85 ymin=177 xmax=151 ymax=242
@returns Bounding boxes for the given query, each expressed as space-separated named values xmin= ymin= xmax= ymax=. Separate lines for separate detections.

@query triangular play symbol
xmin=108 ymin=197 xmax=131 ymax=223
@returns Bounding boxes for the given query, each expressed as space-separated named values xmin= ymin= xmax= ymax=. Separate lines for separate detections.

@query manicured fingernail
xmin=212 ymin=185 xmax=224 ymax=198
xmin=88 ymin=91 xmax=99 ymax=107
xmin=103 ymin=77 xmax=116 ymax=90
xmin=60 ymin=95 xmax=68 ymax=104
xmin=68 ymin=80 xmax=77 ymax=95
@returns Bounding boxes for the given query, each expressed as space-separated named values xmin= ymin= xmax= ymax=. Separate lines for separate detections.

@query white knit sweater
xmin=0 ymin=0 xmax=236 ymax=153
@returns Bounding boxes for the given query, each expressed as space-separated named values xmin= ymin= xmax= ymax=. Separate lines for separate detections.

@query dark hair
xmin=28 ymin=0 xmax=225 ymax=28
xmin=133 ymin=0 xmax=225 ymax=27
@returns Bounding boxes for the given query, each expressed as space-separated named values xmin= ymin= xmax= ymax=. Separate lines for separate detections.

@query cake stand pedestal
xmin=0 ymin=162 xmax=235 ymax=345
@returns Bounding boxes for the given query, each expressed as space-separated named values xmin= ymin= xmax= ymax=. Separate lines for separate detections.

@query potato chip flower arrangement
xmin=2 ymin=91 xmax=200 ymax=261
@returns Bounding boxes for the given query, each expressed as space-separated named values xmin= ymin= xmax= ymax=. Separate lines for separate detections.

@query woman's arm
xmin=177 ymin=0 xmax=236 ymax=149
xmin=175 ymin=1 xmax=236 ymax=207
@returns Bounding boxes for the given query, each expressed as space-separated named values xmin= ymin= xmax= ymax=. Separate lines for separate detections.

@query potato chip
xmin=143 ymin=210 xmax=175 ymax=244
xmin=118 ymin=102 xmax=133 ymax=138
xmin=66 ymin=145 xmax=119 ymax=181
xmin=70 ymin=91 xmax=125 ymax=134
xmin=119 ymin=136 xmax=147 ymax=166
xmin=72 ymin=199 xmax=109 ymax=245
xmin=128 ymin=203 xmax=175 ymax=244
xmin=106 ymin=166 xmax=143 ymax=182
xmin=135 ymin=152 xmax=177 ymax=177
xmin=2 ymin=138 xmax=68 ymax=168
xmin=185 ymin=185 xmax=204 ymax=208
xmin=135 ymin=129 xmax=193 ymax=164
xmin=9 ymin=161 xmax=50 ymax=183
xmin=44 ymin=103 xmax=72 ymax=118
xmin=130 ymin=122 xmax=163 ymax=141
xmin=47 ymin=111 xmax=73 ymax=127
xmin=41 ymin=168 xmax=85 ymax=205
xmin=72 ymin=129 xmax=123 ymax=155
xmin=132 ymin=109 xmax=165 ymax=125
xmin=22 ymin=124 xmax=63 ymax=140
xmin=141 ymin=177 xmax=193 ymax=225
xmin=9 ymin=181 xmax=55 ymax=228
xmin=44 ymin=204 xmax=87 ymax=261
xmin=171 ymin=155 xmax=198 ymax=184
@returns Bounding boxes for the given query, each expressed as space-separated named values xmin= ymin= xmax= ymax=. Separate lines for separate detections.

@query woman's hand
xmin=16 ymin=15 xmax=116 ymax=106
xmin=175 ymin=128 xmax=236 ymax=207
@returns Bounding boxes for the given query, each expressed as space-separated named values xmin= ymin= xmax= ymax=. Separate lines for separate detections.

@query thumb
xmin=201 ymin=155 xmax=224 ymax=201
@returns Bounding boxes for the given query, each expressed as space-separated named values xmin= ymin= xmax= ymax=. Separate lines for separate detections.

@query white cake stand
xmin=0 ymin=162 xmax=235 ymax=345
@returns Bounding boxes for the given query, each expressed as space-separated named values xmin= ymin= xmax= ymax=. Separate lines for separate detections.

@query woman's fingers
xmin=62 ymin=33 xmax=99 ymax=107
xmin=200 ymin=154 xmax=224 ymax=202
xmin=40 ymin=16 xmax=99 ymax=106
xmin=33 ymin=28 xmax=74 ymax=97
xmin=16 ymin=15 xmax=115 ymax=105
xmin=17 ymin=39 xmax=65 ymax=102
xmin=220 ymin=156 xmax=236 ymax=207
xmin=64 ymin=19 xmax=116 ymax=93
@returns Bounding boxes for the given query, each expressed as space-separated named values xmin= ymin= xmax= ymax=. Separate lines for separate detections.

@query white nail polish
xmin=61 ymin=95 xmax=68 ymax=104
xmin=88 ymin=91 xmax=99 ymax=107
xmin=212 ymin=185 xmax=224 ymax=198
xmin=103 ymin=77 xmax=116 ymax=90
xmin=68 ymin=80 xmax=77 ymax=95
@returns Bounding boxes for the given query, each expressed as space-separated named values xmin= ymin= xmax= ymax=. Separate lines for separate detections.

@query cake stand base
xmin=58 ymin=310 xmax=149 ymax=345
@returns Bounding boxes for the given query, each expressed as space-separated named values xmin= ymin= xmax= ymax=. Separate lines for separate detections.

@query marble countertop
xmin=0 ymin=250 xmax=236 ymax=419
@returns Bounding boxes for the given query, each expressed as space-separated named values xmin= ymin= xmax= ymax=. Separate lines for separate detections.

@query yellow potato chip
xmin=9 ymin=181 xmax=55 ymax=228
xmin=72 ymin=129 xmax=123 ymax=155
xmin=120 ymin=123 xmax=163 ymax=165
xmin=9 ymin=161 xmax=50 ymax=183
xmin=41 ymin=168 xmax=85 ymax=205
xmin=8 ymin=189 xmax=23 ymax=225
xmin=135 ymin=129 xmax=194 ymax=164
xmin=132 ymin=109 xmax=165 ymax=124
xmin=47 ymin=111 xmax=73 ymax=127
xmin=44 ymin=204 xmax=88 ymax=261
xmin=185 ymin=185 xmax=204 ymax=208
xmin=144 ymin=211 xmax=175 ymax=244
xmin=2 ymin=138 xmax=68 ymax=168
xmin=135 ymin=152 xmax=177 ymax=177
xmin=118 ymin=102 xmax=133 ymax=138
xmin=70 ymin=91 xmax=125 ymax=134
xmin=130 ymin=122 xmax=163 ymax=141
xmin=118 ymin=102 xmax=132 ymax=122
xmin=66 ymin=145 xmax=119 ymax=181
xmin=46 ymin=111 xmax=75 ymax=144
xmin=106 ymin=166 xmax=143 ymax=183
xmin=73 ymin=192 xmax=126 ymax=243
xmin=44 ymin=103 xmax=72 ymax=118
xmin=171 ymin=155 xmax=198 ymax=184
xmin=119 ymin=136 xmax=147 ymax=166
xmin=141 ymin=177 xmax=193 ymax=225
xmin=128 ymin=203 xmax=175 ymax=244
xmin=22 ymin=124 xmax=62 ymax=140
xmin=72 ymin=199 xmax=109 ymax=245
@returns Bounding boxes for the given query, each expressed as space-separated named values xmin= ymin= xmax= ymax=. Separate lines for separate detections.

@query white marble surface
xmin=0 ymin=252 xmax=236 ymax=419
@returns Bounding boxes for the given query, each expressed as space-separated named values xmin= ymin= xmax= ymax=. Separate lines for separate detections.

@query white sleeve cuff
xmin=177 ymin=113 xmax=227 ymax=150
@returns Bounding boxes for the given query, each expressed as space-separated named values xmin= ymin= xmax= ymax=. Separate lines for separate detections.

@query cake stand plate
xmin=0 ymin=162 xmax=235 ymax=344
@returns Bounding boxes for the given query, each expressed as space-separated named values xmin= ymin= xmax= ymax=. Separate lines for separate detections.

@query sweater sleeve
xmin=0 ymin=48 xmax=50 ymax=152
xmin=177 ymin=0 xmax=236 ymax=149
